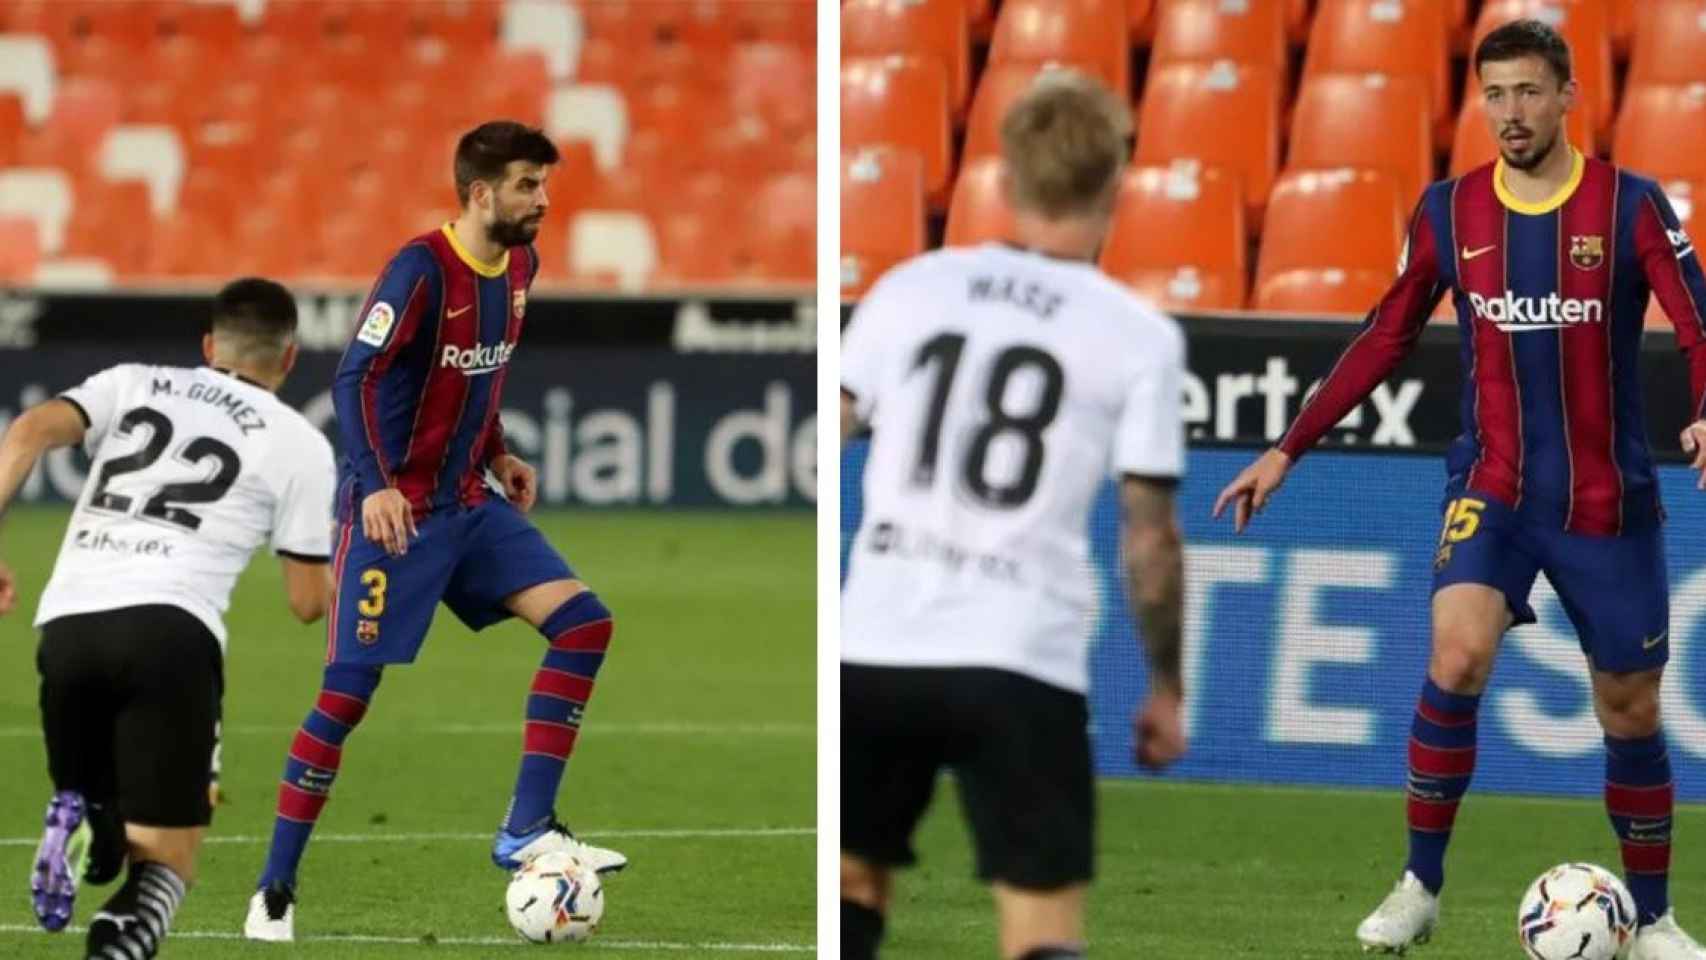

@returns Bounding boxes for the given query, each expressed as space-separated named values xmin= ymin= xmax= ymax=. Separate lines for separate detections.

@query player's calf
xmin=842 ymin=898 xmax=885 ymax=960
xmin=499 ymin=592 xmax=615 ymax=859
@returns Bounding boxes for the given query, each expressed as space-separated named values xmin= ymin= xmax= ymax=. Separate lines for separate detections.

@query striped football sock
xmin=85 ymin=861 xmax=184 ymax=960
xmin=1404 ymin=678 xmax=1480 ymax=894
xmin=258 ymin=664 xmax=383 ymax=891
xmin=504 ymin=592 xmax=614 ymax=834
xmin=1606 ymin=730 xmax=1673 ymax=926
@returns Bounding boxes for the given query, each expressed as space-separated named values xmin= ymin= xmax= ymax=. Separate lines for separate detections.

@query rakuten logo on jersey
xmin=1467 ymin=291 xmax=1604 ymax=332
xmin=441 ymin=341 xmax=516 ymax=375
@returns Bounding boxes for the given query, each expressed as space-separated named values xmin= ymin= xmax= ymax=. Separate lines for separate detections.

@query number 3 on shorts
xmin=357 ymin=569 xmax=388 ymax=617
xmin=1441 ymin=497 xmax=1485 ymax=544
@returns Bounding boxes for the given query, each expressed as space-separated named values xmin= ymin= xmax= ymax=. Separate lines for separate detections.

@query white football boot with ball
xmin=1356 ymin=871 xmax=1439 ymax=953
xmin=1631 ymin=911 xmax=1706 ymax=960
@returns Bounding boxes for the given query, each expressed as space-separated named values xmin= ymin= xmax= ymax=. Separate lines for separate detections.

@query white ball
xmin=1517 ymin=862 xmax=1636 ymax=960
xmin=505 ymin=851 xmax=605 ymax=944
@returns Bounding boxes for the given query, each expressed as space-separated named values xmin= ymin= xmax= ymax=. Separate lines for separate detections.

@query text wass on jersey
xmin=841 ymin=244 xmax=1185 ymax=694
xmin=35 ymin=364 xmax=337 ymax=647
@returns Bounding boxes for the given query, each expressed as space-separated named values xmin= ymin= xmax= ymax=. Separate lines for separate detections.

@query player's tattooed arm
xmin=1120 ymin=474 xmax=1183 ymax=695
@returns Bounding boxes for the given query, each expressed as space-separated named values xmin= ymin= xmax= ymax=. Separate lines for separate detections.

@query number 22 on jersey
xmin=910 ymin=333 xmax=1065 ymax=508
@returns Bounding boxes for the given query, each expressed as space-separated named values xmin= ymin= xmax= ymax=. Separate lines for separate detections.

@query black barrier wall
xmin=0 ymin=348 xmax=817 ymax=508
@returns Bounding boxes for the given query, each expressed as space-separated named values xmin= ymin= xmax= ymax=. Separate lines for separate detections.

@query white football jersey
xmin=840 ymin=244 xmax=1185 ymax=693
xmin=35 ymin=364 xmax=336 ymax=647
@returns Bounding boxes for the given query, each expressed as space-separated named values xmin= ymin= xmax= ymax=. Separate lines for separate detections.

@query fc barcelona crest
xmin=357 ymin=619 xmax=380 ymax=644
xmin=1569 ymin=234 xmax=1604 ymax=270
xmin=512 ymin=288 xmax=527 ymax=319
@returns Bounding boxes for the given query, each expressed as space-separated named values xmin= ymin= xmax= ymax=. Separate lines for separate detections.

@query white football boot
xmin=1631 ymin=911 xmax=1706 ymax=960
xmin=1356 ymin=871 xmax=1439 ymax=953
xmin=492 ymin=817 xmax=628 ymax=875
xmin=242 ymin=883 xmax=295 ymax=942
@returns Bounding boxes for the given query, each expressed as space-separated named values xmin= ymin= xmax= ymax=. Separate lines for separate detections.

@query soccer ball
xmin=505 ymin=851 xmax=604 ymax=944
xmin=1517 ymin=862 xmax=1636 ymax=960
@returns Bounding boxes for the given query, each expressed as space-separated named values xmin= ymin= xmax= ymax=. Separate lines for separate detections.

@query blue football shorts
xmin=1430 ymin=484 xmax=1669 ymax=674
xmin=326 ymin=494 xmax=574 ymax=665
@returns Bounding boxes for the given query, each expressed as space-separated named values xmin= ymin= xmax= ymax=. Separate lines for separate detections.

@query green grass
xmin=0 ymin=506 xmax=815 ymax=958
xmin=883 ymin=776 xmax=1706 ymax=957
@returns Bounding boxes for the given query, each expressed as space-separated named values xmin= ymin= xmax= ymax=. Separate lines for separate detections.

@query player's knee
xmin=1597 ymin=686 xmax=1662 ymax=737
xmin=322 ymin=663 xmax=383 ymax=707
xmin=1427 ymin=638 xmax=1494 ymax=693
xmin=841 ymin=853 xmax=889 ymax=909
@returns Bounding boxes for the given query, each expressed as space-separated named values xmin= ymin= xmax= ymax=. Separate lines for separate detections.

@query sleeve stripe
xmin=276 ymin=550 xmax=331 ymax=564
xmin=358 ymin=274 xmax=429 ymax=485
xmin=56 ymin=395 xmax=90 ymax=428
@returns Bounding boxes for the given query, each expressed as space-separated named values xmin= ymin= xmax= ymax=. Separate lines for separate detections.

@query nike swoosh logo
xmin=1644 ymin=631 xmax=1668 ymax=650
xmin=447 ymin=305 xmax=472 ymax=318
xmin=1462 ymin=245 xmax=1498 ymax=261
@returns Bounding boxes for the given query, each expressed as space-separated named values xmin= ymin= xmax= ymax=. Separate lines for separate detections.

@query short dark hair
xmin=454 ymin=121 xmax=560 ymax=206
xmin=1474 ymin=19 xmax=1572 ymax=86
xmin=211 ymin=277 xmax=296 ymax=355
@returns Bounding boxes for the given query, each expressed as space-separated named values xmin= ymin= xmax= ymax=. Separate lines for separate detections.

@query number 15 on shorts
xmin=1440 ymin=497 xmax=1485 ymax=544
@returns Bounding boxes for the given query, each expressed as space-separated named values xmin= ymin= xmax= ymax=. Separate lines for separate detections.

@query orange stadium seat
xmin=989 ymin=0 xmax=1129 ymax=98
xmin=1254 ymin=168 xmax=1406 ymax=313
xmin=62 ymin=178 xmax=150 ymax=277
xmin=0 ymin=216 xmax=40 ymax=282
xmin=842 ymin=148 xmax=926 ymax=299
xmin=1130 ymin=0 xmax=1155 ymax=37
xmin=1288 ymin=72 xmax=1433 ymax=213
xmin=1303 ymin=0 xmax=1452 ymax=144
xmin=1256 ymin=269 xmax=1399 ymax=314
xmin=1136 ymin=61 xmax=1281 ymax=226
xmin=968 ymin=0 xmax=995 ymax=38
xmin=962 ymin=61 xmax=1092 ymax=168
xmin=1628 ymin=0 xmax=1706 ymax=87
xmin=729 ymin=0 xmax=816 ymax=46
xmin=1451 ymin=87 xmax=1596 ymax=176
xmin=842 ymin=56 xmax=953 ymax=207
xmin=0 ymin=94 xmax=21 ymax=165
xmin=744 ymin=170 xmax=815 ymax=283
xmin=944 ymin=155 xmax=1017 ymax=246
xmin=1099 ymin=163 xmax=1247 ymax=311
xmin=1611 ymin=0 xmax=1643 ymax=58
xmin=842 ymin=0 xmax=971 ymax=117
xmin=1616 ymin=83 xmax=1706 ymax=183
xmin=1471 ymin=0 xmax=1613 ymax=144
xmin=1149 ymin=0 xmax=1289 ymax=76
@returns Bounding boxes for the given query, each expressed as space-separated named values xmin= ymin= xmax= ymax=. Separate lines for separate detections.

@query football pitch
xmin=0 ymin=507 xmax=814 ymax=958
xmin=884 ymin=777 xmax=1706 ymax=957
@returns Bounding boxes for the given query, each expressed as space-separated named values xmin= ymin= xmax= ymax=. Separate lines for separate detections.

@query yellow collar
xmin=441 ymin=223 xmax=509 ymax=278
xmin=1493 ymin=146 xmax=1584 ymax=215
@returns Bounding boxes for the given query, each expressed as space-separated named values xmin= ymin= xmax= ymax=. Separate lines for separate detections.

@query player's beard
xmin=488 ymin=212 xmax=543 ymax=248
xmin=1499 ymin=125 xmax=1558 ymax=172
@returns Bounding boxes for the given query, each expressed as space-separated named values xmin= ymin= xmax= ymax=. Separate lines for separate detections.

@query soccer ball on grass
xmin=505 ymin=851 xmax=604 ymax=944
xmin=1517 ymin=862 xmax=1636 ymax=960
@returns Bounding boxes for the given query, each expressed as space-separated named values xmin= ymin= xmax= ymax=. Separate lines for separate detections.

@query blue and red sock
xmin=258 ymin=664 xmax=383 ymax=891
xmin=1606 ymin=730 xmax=1672 ymax=926
xmin=504 ymin=592 xmax=614 ymax=834
xmin=1404 ymin=678 xmax=1480 ymax=894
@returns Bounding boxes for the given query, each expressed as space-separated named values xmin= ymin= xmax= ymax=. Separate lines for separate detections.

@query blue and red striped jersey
xmin=332 ymin=224 xmax=539 ymax=515
xmin=1280 ymin=152 xmax=1706 ymax=535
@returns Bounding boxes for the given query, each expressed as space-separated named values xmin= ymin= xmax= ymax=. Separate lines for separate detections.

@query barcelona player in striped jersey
xmin=1216 ymin=21 xmax=1706 ymax=959
xmin=243 ymin=122 xmax=625 ymax=942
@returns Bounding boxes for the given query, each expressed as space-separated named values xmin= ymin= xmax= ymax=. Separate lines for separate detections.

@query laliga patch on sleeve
xmin=357 ymin=302 xmax=396 ymax=347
